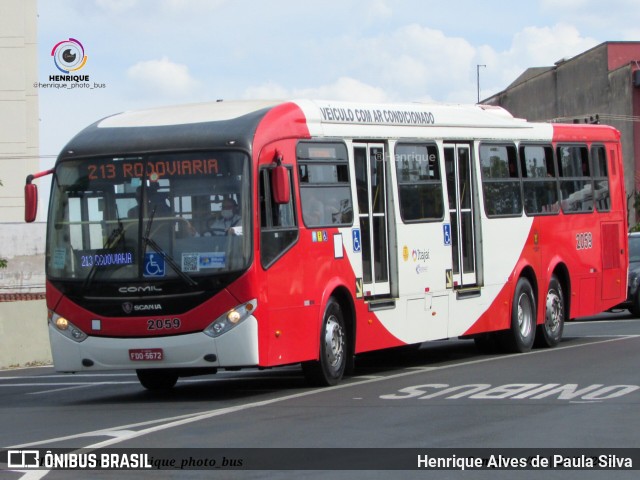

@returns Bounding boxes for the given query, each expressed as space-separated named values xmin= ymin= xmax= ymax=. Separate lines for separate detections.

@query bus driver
xmin=208 ymin=198 xmax=242 ymax=235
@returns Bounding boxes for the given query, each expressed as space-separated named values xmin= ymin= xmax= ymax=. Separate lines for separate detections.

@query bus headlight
xmin=48 ymin=310 xmax=88 ymax=343
xmin=204 ymin=299 xmax=257 ymax=338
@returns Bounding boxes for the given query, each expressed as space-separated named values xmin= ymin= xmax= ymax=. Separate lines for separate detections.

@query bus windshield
xmin=46 ymin=151 xmax=251 ymax=283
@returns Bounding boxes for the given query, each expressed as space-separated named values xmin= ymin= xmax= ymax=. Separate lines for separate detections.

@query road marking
xmin=569 ymin=334 xmax=640 ymax=345
xmin=569 ymin=319 xmax=640 ymax=325
xmin=27 ymin=384 xmax=106 ymax=395
xmin=8 ymin=334 xmax=639 ymax=452
xmin=10 ymin=471 xmax=47 ymax=480
xmin=1 ymin=373 xmax=303 ymax=396
xmin=0 ymin=373 xmax=135 ymax=380
xmin=0 ymin=373 xmax=219 ymax=380
xmin=379 ymin=383 xmax=640 ymax=401
xmin=1 ymin=335 xmax=638 ymax=399
xmin=0 ymin=382 xmax=139 ymax=388
xmin=5 ymin=334 xmax=640 ymax=479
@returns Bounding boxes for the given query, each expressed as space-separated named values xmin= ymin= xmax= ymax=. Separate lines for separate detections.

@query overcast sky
xmin=37 ymin=0 xmax=640 ymax=169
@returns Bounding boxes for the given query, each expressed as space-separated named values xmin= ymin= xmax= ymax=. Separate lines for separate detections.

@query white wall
xmin=0 ymin=1 xmax=44 ymax=369
xmin=0 ymin=0 xmax=39 ymax=222
xmin=0 ymin=299 xmax=51 ymax=368
xmin=0 ymin=222 xmax=46 ymax=294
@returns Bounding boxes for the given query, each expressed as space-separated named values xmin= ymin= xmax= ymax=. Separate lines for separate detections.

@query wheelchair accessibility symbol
xmin=352 ymin=229 xmax=361 ymax=253
xmin=443 ymin=224 xmax=452 ymax=246
xmin=144 ymin=253 xmax=165 ymax=277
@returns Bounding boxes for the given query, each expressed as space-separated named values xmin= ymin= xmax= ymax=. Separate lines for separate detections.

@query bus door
xmin=444 ymin=144 xmax=477 ymax=288
xmin=354 ymin=143 xmax=391 ymax=297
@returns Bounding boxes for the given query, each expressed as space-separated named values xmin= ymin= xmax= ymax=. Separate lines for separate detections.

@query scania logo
xmin=134 ymin=304 xmax=162 ymax=311
xmin=118 ymin=285 xmax=163 ymax=294
xmin=122 ymin=302 xmax=163 ymax=313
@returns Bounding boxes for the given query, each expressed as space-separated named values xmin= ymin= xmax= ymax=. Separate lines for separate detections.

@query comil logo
xmin=51 ymin=38 xmax=88 ymax=73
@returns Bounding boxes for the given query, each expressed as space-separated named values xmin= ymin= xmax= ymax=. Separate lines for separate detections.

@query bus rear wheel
xmin=630 ymin=290 xmax=640 ymax=317
xmin=302 ymin=298 xmax=347 ymax=386
xmin=136 ymin=369 xmax=178 ymax=390
xmin=535 ymin=275 xmax=565 ymax=348
xmin=500 ymin=277 xmax=536 ymax=353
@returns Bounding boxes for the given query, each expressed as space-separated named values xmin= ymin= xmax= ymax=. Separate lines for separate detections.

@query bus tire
xmin=500 ymin=277 xmax=536 ymax=353
xmin=302 ymin=298 xmax=347 ymax=386
xmin=535 ymin=275 xmax=565 ymax=348
xmin=630 ymin=290 xmax=640 ymax=317
xmin=136 ymin=369 xmax=178 ymax=391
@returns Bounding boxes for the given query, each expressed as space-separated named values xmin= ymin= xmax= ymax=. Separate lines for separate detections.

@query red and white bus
xmin=25 ymin=100 xmax=627 ymax=389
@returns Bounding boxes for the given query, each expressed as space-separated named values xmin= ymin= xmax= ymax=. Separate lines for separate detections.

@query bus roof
xmin=294 ymin=99 xmax=548 ymax=139
xmin=63 ymin=99 xmax=607 ymax=159
xmin=97 ymin=100 xmax=282 ymax=128
xmin=96 ymin=99 xmax=530 ymax=130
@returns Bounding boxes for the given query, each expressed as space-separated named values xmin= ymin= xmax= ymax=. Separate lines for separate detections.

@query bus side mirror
xmin=271 ymin=165 xmax=290 ymax=204
xmin=25 ymin=182 xmax=38 ymax=223
xmin=271 ymin=150 xmax=290 ymax=204
xmin=24 ymin=169 xmax=53 ymax=223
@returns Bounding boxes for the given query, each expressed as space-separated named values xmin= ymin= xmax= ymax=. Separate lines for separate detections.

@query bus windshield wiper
xmin=106 ymin=202 xmax=126 ymax=248
xmin=142 ymin=206 xmax=197 ymax=287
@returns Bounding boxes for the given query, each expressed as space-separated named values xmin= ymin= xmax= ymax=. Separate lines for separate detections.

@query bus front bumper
xmin=48 ymin=317 xmax=259 ymax=372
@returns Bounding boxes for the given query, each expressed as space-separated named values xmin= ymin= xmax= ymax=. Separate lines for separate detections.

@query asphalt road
xmin=1 ymin=311 xmax=639 ymax=479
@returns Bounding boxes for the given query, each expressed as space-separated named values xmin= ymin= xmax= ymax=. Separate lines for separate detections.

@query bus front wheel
xmin=500 ymin=277 xmax=536 ymax=353
xmin=302 ymin=298 xmax=347 ymax=386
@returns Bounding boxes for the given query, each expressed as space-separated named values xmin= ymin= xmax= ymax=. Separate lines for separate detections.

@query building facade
xmin=0 ymin=0 xmax=43 ymax=296
xmin=0 ymin=0 xmax=39 ymax=222
xmin=483 ymin=42 xmax=640 ymax=226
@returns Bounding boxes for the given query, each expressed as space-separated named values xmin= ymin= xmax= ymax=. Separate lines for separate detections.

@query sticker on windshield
xmin=198 ymin=252 xmax=226 ymax=269
xmin=144 ymin=252 xmax=166 ymax=277
xmin=53 ymin=248 xmax=66 ymax=269
xmin=181 ymin=253 xmax=200 ymax=273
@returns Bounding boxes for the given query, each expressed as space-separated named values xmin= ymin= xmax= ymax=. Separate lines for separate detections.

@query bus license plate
xmin=129 ymin=348 xmax=164 ymax=361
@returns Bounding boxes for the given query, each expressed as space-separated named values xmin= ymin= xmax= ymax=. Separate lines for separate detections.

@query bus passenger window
xmin=520 ymin=144 xmax=559 ymax=215
xmin=479 ymin=143 xmax=522 ymax=217
xmin=297 ymin=141 xmax=353 ymax=227
xmin=591 ymin=145 xmax=610 ymax=212
xmin=394 ymin=143 xmax=444 ymax=222
xmin=557 ymin=145 xmax=592 ymax=213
